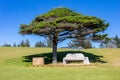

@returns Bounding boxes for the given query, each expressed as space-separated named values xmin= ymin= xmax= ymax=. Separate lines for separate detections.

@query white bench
xmin=63 ymin=53 xmax=90 ymax=64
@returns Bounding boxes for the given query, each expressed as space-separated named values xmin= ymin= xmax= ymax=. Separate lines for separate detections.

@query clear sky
xmin=0 ymin=0 xmax=120 ymax=47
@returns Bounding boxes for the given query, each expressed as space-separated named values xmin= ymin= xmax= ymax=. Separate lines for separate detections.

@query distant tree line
xmin=2 ymin=39 xmax=30 ymax=47
xmin=17 ymin=39 xmax=30 ymax=47
xmin=67 ymin=35 xmax=120 ymax=49
xmin=2 ymin=43 xmax=11 ymax=47
xmin=1 ymin=35 xmax=120 ymax=48
xmin=67 ymin=40 xmax=92 ymax=49
xmin=99 ymin=35 xmax=120 ymax=48
xmin=35 ymin=38 xmax=52 ymax=47
xmin=1 ymin=38 xmax=52 ymax=48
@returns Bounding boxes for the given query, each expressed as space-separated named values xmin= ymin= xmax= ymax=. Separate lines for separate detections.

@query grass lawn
xmin=0 ymin=47 xmax=120 ymax=80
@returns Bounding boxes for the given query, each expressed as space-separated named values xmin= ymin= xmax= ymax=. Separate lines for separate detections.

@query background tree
xmin=99 ymin=43 xmax=105 ymax=48
xmin=68 ymin=36 xmax=92 ymax=49
xmin=19 ymin=40 xmax=25 ymax=47
xmin=99 ymin=36 xmax=119 ymax=48
xmin=99 ymin=37 xmax=111 ymax=48
xmin=19 ymin=7 xmax=109 ymax=63
xmin=113 ymin=35 xmax=120 ymax=48
xmin=2 ymin=43 xmax=11 ymax=47
xmin=25 ymin=39 xmax=30 ymax=47
xmin=18 ymin=39 xmax=30 ymax=47
xmin=84 ymin=40 xmax=92 ymax=49
xmin=13 ymin=42 xmax=17 ymax=47
xmin=35 ymin=41 xmax=46 ymax=47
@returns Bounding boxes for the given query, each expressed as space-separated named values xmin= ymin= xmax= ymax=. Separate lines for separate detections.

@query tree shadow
xmin=23 ymin=50 xmax=106 ymax=64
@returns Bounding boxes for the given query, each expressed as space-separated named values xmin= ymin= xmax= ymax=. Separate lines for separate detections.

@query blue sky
xmin=0 ymin=0 xmax=120 ymax=47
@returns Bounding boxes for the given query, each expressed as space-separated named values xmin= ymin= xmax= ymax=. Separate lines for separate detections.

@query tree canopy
xmin=19 ymin=7 xmax=109 ymax=63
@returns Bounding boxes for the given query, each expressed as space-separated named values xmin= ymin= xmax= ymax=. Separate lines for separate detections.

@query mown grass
xmin=0 ymin=47 xmax=120 ymax=80
xmin=0 ymin=66 xmax=120 ymax=80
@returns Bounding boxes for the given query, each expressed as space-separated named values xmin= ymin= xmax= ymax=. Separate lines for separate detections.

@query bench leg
xmin=83 ymin=57 xmax=90 ymax=64
xmin=63 ymin=58 xmax=66 ymax=64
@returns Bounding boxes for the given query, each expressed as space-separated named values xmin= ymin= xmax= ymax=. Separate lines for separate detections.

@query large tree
xmin=19 ymin=7 xmax=109 ymax=63
xmin=113 ymin=35 xmax=120 ymax=48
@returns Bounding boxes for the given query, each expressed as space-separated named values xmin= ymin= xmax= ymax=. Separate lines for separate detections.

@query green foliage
xmin=20 ymin=40 xmax=25 ymax=47
xmin=18 ymin=39 xmax=30 ymax=47
xmin=92 ymin=34 xmax=109 ymax=42
xmin=13 ymin=43 xmax=17 ymax=47
xmin=35 ymin=41 xmax=46 ymax=47
xmin=40 ymin=7 xmax=80 ymax=18
xmin=113 ymin=35 xmax=120 ymax=48
xmin=68 ymin=38 xmax=92 ymax=49
xmin=99 ymin=43 xmax=105 ymax=48
xmin=84 ymin=40 xmax=92 ymax=49
xmin=56 ymin=15 xmax=101 ymax=24
xmin=99 ymin=35 xmax=120 ymax=48
xmin=25 ymin=39 xmax=30 ymax=47
xmin=19 ymin=7 xmax=109 ymax=43
xmin=19 ymin=7 xmax=109 ymax=35
xmin=2 ymin=43 xmax=11 ymax=47
xmin=34 ymin=22 xmax=52 ymax=29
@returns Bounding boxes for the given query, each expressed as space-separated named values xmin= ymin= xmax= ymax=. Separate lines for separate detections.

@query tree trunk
xmin=52 ymin=32 xmax=58 ymax=63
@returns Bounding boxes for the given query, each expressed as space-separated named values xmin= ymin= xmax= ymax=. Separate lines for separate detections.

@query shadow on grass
xmin=23 ymin=50 xmax=106 ymax=64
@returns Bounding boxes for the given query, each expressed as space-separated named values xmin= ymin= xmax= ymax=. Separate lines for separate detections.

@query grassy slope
xmin=85 ymin=48 xmax=120 ymax=67
xmin=0 ymin=47 xmax=120 ymax=80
